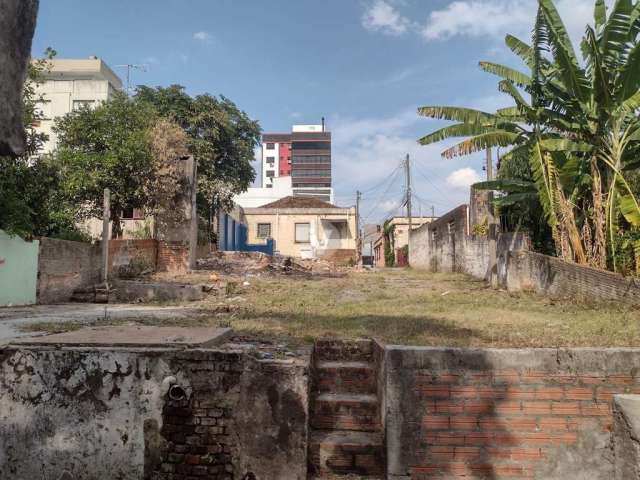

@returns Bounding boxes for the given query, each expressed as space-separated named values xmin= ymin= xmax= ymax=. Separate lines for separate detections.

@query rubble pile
xmin=195 ymin=251 xmax=348 ymax=278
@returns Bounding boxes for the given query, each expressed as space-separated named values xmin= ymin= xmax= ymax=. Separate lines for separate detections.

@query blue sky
xmin=32 ymin=0 xmax=600 ymax=222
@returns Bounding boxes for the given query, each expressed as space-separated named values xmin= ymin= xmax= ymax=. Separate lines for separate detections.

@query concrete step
xmin=312 ymin=393 xmax=380 ymax=432
xmin=315 ymin=339 xmax=374 ymax=363
xmin=309 ymin=430 xmax=384 ymax=477
xmin=316 ymin=361 xmax=376 ymax=395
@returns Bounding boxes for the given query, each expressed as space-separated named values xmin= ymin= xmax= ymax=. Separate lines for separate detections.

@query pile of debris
xmin=195 ymin=251 xmax=347 ymax=278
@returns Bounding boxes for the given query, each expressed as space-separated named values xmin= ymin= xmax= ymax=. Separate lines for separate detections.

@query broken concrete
xmin=0 ymin=0 xmax=39 ymax=156
xmin=614 ymin=395 xmax=640 ymax=480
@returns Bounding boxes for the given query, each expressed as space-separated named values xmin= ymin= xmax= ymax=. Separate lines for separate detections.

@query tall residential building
xmin=260 ymin=123 xmax=333 ymax=203
xmin=34 ymin=56 xmax=123 ymax=153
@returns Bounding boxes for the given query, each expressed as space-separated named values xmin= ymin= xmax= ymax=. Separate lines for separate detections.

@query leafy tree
xmin=0 ymin=48 xmax=84 ymax=239
xmin=418 ymin=0 xmax=640 ymax=273
xmin=54 ymin=93 xmax=158 ymax=237
xmin=134 ymin=85 xmax=261 ymax=239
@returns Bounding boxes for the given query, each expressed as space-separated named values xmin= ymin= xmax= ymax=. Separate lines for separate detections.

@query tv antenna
xmin=115 ymin=64 xmax=148 ymax=94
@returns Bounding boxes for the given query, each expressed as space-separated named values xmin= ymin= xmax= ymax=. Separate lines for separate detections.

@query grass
xmin=23 ymin=269 xmax=640 ymax=347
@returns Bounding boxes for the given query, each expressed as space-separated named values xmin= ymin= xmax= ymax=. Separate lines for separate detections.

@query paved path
xmin=0 ymin=304 xmax=204 ymax=344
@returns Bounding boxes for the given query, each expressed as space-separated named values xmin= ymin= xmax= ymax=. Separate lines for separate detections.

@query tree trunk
xmin=111 ymin=211 xmax=123 ymax=238
xmin=590 ymin=158 xmax=607 ymax=270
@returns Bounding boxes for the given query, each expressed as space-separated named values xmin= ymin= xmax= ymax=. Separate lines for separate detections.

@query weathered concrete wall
xmin=408 ymin=204 xmax=528 ymax=280
xmin=0 ymin=346 xmax=309 ymax=480
xmin=384 ymin=347 xmax=640 ymax=480
xmin=500 ymin=250 xmax=640 ymax=306
xmin=0 ymin=0 xmax=39 ymax=156
xmin=37 ymin=238 xmax=101 ymax=304
xmin=613 ymin=395 xmax=640 ymax=480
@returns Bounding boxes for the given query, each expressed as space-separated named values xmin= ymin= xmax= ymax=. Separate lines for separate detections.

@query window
xmin=266 ymin=184 xmax=273 ymax=188
xmin=295 ymin=223 xmax=310 ymax=243
xmin=257 ymin=223 xmax=271 ymax=239
xmin=122 ymin=208 xmax=144 ymax=220
xmin=73 ymin=100 xmax=95 ymax=111
xmin=266 ymin=156 xmax=275 ymax=164
xmin=266 ymin=170 xmax=275 ymax=177
xmin=266 ymin=142 xmax=275 ymax=150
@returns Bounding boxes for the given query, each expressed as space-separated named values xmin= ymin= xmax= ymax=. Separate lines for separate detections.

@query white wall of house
xmin=34 ymin=57 xmax=122 ymax=153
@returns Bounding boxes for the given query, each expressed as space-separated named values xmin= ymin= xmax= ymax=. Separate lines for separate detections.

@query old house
xmin=242 ymin=196 xmax=357 ymax=263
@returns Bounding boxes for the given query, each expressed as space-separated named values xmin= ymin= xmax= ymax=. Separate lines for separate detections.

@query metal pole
xmin=101 ymin=188 xmax=110 ymax=283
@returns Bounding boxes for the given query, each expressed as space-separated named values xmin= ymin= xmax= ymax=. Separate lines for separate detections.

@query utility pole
xmin=405 ymin=154 xmax=412 ymax=232
xmin=356 ymin=190 xmax=362 ymax=264
xmin=486 ymin=147 xmax=493 ymax=180
xmin=431 ymin=205 xmax=435 ymax=219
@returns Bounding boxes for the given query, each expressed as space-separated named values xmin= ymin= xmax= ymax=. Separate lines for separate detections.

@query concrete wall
xmin=409 ymin=204 xmax=529 ymax=280
xmin=0 ymin=230 xmax=39 ymax=306
xmin=0 ymin=346 xmax=309 ymax=480
xmin=384 ymin=346 xmax=640 ymax=480
xmin=500 ymin=250 xmax=640 ymax=305
xmin=37 ymin=237 xmax=101 ymax=304
xmin=613 ymin=395 xmax=640 ymax=480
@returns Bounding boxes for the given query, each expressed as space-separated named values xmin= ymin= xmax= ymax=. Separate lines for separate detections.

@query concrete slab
xmin=0 ymin=303 xmax=208 ymax=344
xmin=11 ymin=326 xmax=233 ymax=348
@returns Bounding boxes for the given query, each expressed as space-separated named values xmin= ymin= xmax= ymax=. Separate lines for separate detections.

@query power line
xmin=360 ymin=162 xmax=404 ymax=195
xmin=360 ymin=168 xmax=403 ymax=223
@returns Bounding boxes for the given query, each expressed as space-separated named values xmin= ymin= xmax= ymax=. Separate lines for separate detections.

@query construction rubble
xmin=195 ymin=251 xmax=349 ymax=278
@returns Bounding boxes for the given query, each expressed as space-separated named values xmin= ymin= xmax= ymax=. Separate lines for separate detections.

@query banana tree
xmin=418 ymin=0 xmax=640 ymax=271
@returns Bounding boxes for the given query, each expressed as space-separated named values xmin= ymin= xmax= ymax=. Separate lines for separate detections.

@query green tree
xmin=134 ymin=85 xmax=261 ymax=238
xmin=54 ymin=93 xmax=158 ymax=237
xmin=0 ymin=48 xmax=83 ymax=239
xmin=418 ymin=0 xmax=640 ymax=272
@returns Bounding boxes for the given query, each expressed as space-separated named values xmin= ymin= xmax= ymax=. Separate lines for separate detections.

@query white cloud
xmin=193 ymin=31 xmax=212 ymax=42
xmin=446 ymin=167 xmax=482 ymax=189
xmin=330 ymin=109 xmax=478 ymax=221
xmin=362 ymin=0 xmax=410 ymax=35
xmin=422 ymin=0 xmax=613 ymax=46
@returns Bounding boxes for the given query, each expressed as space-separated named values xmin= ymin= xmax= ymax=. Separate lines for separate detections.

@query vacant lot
xmin=21 ymin=269 xmax=640 ymax=347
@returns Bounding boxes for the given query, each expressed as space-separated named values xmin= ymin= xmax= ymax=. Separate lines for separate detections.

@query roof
xmin=258 ymin=196 xmax=338 ymax=209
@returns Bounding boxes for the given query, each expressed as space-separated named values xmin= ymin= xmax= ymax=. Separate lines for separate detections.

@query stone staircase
xmin=309 ymin=339 xmax=385 ymax=479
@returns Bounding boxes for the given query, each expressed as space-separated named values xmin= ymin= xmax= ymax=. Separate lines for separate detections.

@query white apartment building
xmin=260 ymin=123 xmax=334 ymax=203
xmin=34 ymin=56 xmax=123 ymax=153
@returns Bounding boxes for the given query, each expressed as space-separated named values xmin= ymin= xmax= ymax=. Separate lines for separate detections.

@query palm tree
xmin=418 ymin=0 xmax=640 ymax=271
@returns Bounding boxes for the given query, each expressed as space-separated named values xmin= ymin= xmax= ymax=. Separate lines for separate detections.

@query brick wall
xmin=157 ymin=241 xmax=190 ymax=272
xmin=108 ymin=239 xmax=158 ymax=274
xmin=385 ymin=347 xmax=640 ymax=479
xmin=37 ymin=237 xmax=101 ymax=304
xmin=501 ymin=250 xmax=640 ymax=305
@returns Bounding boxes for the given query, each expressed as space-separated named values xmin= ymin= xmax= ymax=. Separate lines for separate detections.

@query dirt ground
xmin=17 ymin=268 xmax=640 ymax=348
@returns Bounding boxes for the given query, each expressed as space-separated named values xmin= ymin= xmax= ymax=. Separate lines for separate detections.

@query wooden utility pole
xmin=486 ymin=147 xmax=493 ymax=180
xmin=101 ymin=188 xmax=110 ymax=283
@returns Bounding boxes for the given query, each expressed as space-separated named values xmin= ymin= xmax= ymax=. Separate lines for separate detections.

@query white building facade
xmin=34 ymin=57 xmax=123 ymax=153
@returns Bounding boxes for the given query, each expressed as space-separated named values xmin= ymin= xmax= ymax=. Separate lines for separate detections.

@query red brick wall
xmin=157 ymin=241 xmax=190 ymax=273
xmin=386 ymin=348 xmax=640 ymax=479
xmin=108 ymin=239 xmax=158 ymax=273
